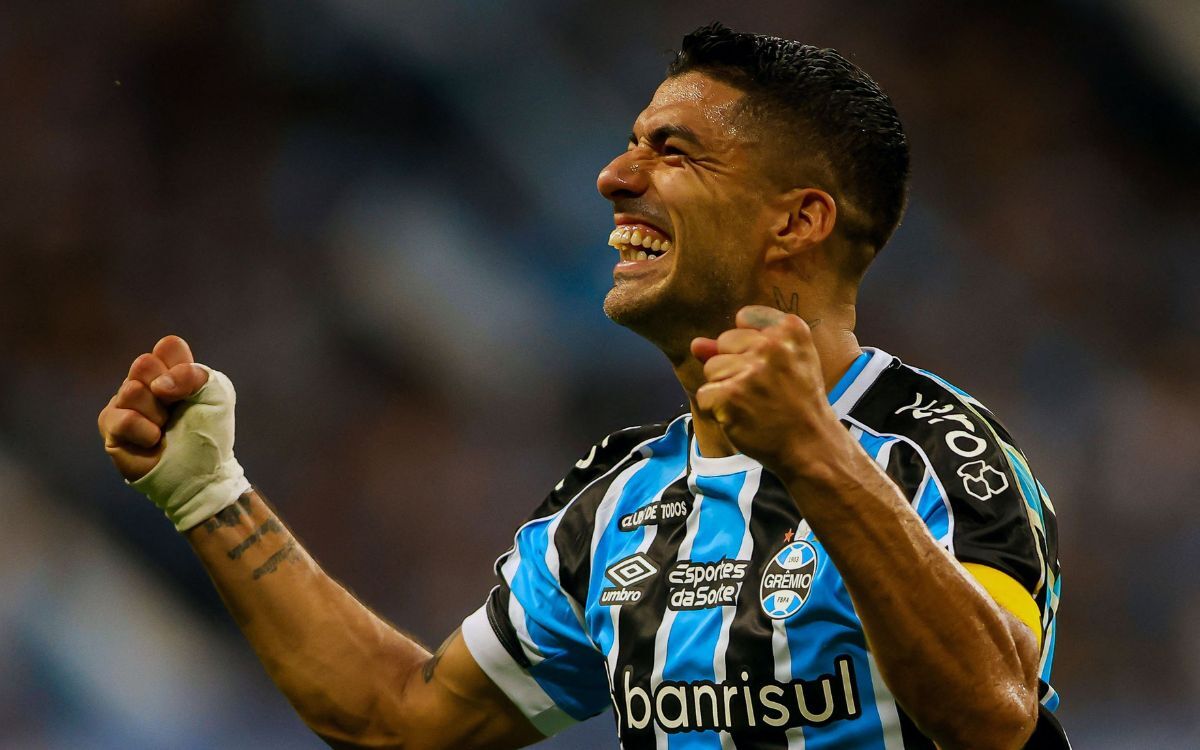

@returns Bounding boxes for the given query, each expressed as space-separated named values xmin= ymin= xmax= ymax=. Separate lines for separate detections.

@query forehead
xmin=634 ymin=72 xmax=748 ymax=143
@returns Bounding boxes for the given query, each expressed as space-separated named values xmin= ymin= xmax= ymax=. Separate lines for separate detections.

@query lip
xmin=613 ymin=255 xmax=665 ymax=276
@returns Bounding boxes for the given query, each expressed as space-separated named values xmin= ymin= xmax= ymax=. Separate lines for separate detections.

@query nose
xmin=597 ymin=150 xmax=649 ymax=202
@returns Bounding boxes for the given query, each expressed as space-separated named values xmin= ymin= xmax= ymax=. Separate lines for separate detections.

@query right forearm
xmin=101 ymin=341 xmax=538 ymax=750
xmin=185 ymin=489 xmax=431 ymax=741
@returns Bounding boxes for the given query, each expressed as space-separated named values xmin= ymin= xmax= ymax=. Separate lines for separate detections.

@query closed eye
xmin=628 ymin=124 xmax=703 ymax=157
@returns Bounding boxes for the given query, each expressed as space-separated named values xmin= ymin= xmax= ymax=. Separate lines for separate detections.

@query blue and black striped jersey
xmin=462 ymin=348 xmax=1064 ymax=749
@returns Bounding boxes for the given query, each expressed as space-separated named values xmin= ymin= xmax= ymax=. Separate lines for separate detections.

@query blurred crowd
xmin=1 ymin=1 xmax=1196 ymax=747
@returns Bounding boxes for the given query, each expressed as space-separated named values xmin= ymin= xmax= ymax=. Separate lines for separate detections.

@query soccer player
xmin=97 ymin=23 xmax=1066 ymax=750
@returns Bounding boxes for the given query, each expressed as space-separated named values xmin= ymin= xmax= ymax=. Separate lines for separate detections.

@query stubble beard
xmin=603 ymin=266 xmax=744 ymax=364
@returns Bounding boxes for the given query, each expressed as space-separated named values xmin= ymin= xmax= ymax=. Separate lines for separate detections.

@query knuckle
xmin=114 ymin=409 xmax=141 ymax=434
xmin=129 ymin=353 xmax=162 ymax=380
xmin=754 ymin=344 xmax=781 ymax=364
xmin=116 ymin=379 xmax=142 ymax=402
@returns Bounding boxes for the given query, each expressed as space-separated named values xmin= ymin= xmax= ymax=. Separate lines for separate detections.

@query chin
xmin=603 ymin=284 xmax=718 ymax=360
xmin=603 ymin=284 xmax=664 ymax=332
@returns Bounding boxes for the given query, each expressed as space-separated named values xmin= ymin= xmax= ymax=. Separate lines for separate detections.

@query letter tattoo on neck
xmin=772 ymin=287 xmax=800 ymax=314
xmin=772 ymin=287 xmax=822 ymax=329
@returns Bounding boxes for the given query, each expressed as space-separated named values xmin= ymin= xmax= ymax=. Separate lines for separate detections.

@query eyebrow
xmin=628 ymin=124 xmax=703 ymax=148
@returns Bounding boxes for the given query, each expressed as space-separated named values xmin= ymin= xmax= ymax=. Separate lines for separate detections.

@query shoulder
xmin=845 ymin=353 xmax=1058 ymax=595
xmin=845 ymin=354 xmax=1028 ymax=504
xmin=504 ymin=416 xmax=687 ymax=603
xmin=529 ymin=416 xmax=685 ymax=524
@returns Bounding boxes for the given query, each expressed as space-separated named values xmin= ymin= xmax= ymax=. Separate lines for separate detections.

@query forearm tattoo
xmin=202 ymin=494 xmax=252 ymax=532
xmin=252 ymin=540 xmax=299 ymax=580
xmin=422 ymin=630 xmax=458 ymax=683
xmin=201 ymin=490 xmax=301 ymax=580
xmin=228 ymin=519 xmax=285 ymax=561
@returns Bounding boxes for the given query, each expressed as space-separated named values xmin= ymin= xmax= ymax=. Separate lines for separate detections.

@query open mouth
xmin=607 ymin=223 xmax=673 ymax=262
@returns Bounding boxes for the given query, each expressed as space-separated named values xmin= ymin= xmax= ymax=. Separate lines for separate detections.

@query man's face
xmin=597 ymin=72 xmax=780 ymax=352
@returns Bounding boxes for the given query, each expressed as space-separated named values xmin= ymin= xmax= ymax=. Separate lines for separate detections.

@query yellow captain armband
xmin=962 ymin=563 xmax=1042 ymax=648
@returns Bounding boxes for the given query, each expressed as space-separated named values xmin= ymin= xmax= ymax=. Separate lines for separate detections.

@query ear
xmin=764 ymin=187 xmax=838 ymax=265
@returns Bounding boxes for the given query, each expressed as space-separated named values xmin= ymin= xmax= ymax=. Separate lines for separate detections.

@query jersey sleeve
xmin=461 ymin=522 xmax=609 ymax=735
xmin=913 ymin=412 xmax=1051 ymax=603
xmin=857 ymin=366 xmax=1059 ymax=611
xmin=849 ymin=361 xmax=1063 ymax=712
xmin=462 ymin=424 xmax=666 ymax=735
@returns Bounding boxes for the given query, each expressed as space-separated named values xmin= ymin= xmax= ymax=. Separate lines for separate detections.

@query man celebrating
xmin=98 ymin=23 xmax=1064 ymax=750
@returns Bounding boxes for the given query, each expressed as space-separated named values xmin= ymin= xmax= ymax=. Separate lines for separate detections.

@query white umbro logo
xmin=606 ymin=553 xmax=658 ymax=587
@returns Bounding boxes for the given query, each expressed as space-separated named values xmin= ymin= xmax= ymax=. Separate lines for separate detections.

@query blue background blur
xmin=2 ymin=0 xmax=1198 ymax=747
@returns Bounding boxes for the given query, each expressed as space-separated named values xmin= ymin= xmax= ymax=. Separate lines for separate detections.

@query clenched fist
xmin=690 ymin=306 xmax=844 ymax=481
xmin=98 ymin=335 xmax=250 ymax=531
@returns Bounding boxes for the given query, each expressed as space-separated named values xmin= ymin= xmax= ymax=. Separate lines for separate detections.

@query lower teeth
xmin=618 ymin=244 xmax=667 ymax=262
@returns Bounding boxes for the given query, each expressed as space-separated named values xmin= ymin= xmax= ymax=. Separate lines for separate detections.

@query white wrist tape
xmin=130 ymin=364 xmax=251 ymax=532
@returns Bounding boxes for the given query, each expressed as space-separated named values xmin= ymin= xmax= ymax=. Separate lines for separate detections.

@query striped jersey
xmin=462 ymin=347 xmax=1063 ymax=748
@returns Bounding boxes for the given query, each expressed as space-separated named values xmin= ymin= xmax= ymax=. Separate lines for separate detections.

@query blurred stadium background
xmin=2 ymin=0 xmax=1197 ymax=747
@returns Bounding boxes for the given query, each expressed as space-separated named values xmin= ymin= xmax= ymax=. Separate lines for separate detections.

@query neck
xmin=674 ymin=300 xmax=861 ymax=458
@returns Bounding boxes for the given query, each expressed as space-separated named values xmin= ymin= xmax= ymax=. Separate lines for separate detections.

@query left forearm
xmin=688 ymin=307 xmax=1038 ymax=746
xmin=782 ymin=434 xmax=1038 ymax=748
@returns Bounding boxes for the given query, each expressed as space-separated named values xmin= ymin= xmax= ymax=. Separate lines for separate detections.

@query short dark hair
xmin=668 ymin=22 xmax=910 ymax=255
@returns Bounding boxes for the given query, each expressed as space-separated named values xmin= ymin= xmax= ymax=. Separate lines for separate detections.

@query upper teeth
xmin=607 ymin=226 xmax=672 ymax=258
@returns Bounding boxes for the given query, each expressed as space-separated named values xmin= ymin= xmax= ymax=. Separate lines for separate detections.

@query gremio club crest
xmin=760 ymin=540 xmax=818 ymax=619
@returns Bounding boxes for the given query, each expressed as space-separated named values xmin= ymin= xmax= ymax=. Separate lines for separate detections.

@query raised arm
xmin=693 ymin=309 xmax=1040 ymax=750
xmin=97 ymin=335 xmax=542 ymax=750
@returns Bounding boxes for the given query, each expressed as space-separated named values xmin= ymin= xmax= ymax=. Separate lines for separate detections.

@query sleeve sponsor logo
xmin=617 ymin=656 xmax=861 ymax=733
xmin=556 ymin=443 xmax=600 ymax=492
xmin=957 ymin=459 xmax=1010 ymax=501
xmin=760 ymin=541 xmax=818 ymax=619
xmin=894 ymin=391 xmax=988 ymax=458
xmin=894 ymin=390 xmax=1014 ymax=502
xmin=575 ymin=444 xmax=598 ymax=469
xmin=667 ymin=558 xmax=747 ymax=611
xmin=619 ymin=497 xmax=692 ymax=531
xmin=600 ymin=553 xmax=658 ymax=605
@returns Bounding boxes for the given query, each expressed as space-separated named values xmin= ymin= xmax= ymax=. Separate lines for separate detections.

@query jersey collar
xmin=829 ymin=347 xmax=894 ymax=419
xmin=688 ymin=347 xmax=895 ymax=477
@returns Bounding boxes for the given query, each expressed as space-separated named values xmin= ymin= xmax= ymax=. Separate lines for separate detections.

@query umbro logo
xmin=600 ymin=553 xmax=658 ymax=605
xmin=606 ymin=553 xmax=658 ymax=587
